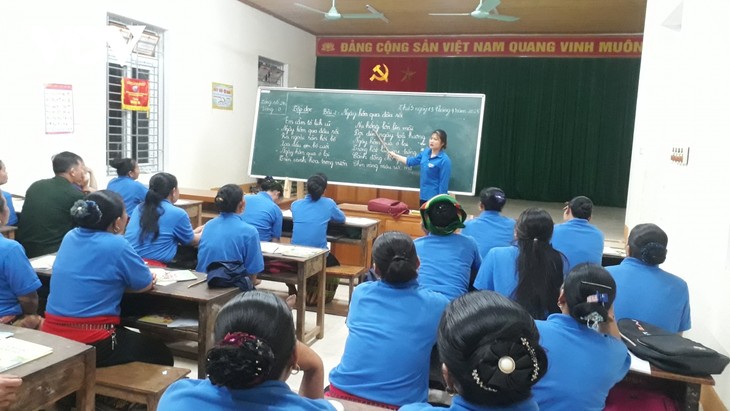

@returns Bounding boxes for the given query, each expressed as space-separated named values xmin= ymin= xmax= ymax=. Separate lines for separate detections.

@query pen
xmin=187 ymin=278 xmax=207 ymax=288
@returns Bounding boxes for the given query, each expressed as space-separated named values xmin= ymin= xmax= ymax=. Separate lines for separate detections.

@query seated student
xmin=551 ymin=196 xmax=605 ymax=271
xmin=473 ymin=208 xmax=566 ymax=320
xmin=0 ymin=160 xmax=18 ymax=226
xmin=107 ymin=157 xmax=148 ymax=214
xmin=606 ymin=223 xmax=690 ymax=333
xmin=414 ymin=194 xmax=481 ymax=301
xmin=16 ymin=151 xmax=87 ymax=258
xmin=532 ymin=264 xmax=630 ymax=410
xmin=196 ymin=184 xmax=264 ymax=279
xmin=0 ymin=195 xmax=41 ymax=329
xmin=0 ymin=375 xmax=21 ymax=410
xmin=158 ymin=291 xmax=335 ymax=411
xmin=327 ymin=232 xmax=449 ymax=408
xmin=242 ymin=176 xmax=284 ymax=242
xmin=125 ymin=172 xmax=201 ymax=268
xmin=41 ymin=191 xmax=173 ymax=367
xmin=461 ymin=187 xmax=516 ymax=258
xmin=401 ymin=290 xmax=548 ymax=411
xmin=290 ymin=173 xmax=346 ymax=304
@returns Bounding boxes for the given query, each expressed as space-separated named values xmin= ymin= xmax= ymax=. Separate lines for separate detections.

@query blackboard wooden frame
xmin=248 ymin=87 xmax=485 ymax=196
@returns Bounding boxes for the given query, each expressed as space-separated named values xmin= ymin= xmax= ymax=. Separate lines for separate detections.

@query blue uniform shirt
xmin=401 ymin=395 xmax=539 ymax=411
xmin=607 ymin=257 xmax=691 ymax=332
xmin=107 ymin=176 xmax=148 ymax=214
xmin=329 ymin=279 xmax=449 ymax=406
xmin=125 ymin=200 xmax=195 ymax=263
xmin=414 ymin=233 xmax=481 ymax=301
xmin=242 ymin=192 xmax=283 ymax=241
xmin=196 ymin=213 xmax=264 ymax=274
xmin=2 ymin=191 xmax=18 ymax=226
xmin=158 ymin=379 xmax=336 ymax=411
xmin=47 ymin=228 xmax=152 ymax=318
xmin=533 ymin=314 xmax=630 ymax=411
xmin=474 ymin=246 xmax=568 ymax=300
xmin=551 ymin=218 xmax=605 ymax=271
xmin=0 ymin=237 xmax=41 ymax=316
xmin=461 ymin=211 xmax=516 ymax=258
xmin=406 ymin=148 xmax=451 ymax=201
xmin=290 ymin=195 xmax=345 ymax=249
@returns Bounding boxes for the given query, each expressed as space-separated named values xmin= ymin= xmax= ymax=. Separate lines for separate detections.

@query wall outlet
xmin=670 ymin=146 xmax=690 ymax=166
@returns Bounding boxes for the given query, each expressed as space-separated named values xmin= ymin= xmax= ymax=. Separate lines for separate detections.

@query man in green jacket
xmin=16 ymin=151 xmax=87 ymax=258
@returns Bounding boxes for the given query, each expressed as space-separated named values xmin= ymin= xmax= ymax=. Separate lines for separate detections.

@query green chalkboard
xmin=248 ymin=87 xmax=485 ymax=195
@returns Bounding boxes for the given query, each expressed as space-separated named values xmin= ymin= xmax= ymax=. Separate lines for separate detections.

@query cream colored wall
xmin=627 ymin=0 xmax=730 ymax=401
xmin=0 ymin=0 xmax=315 ymax=193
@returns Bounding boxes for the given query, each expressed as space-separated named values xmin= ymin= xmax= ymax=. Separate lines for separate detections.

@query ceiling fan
xmin=430 ymin=0 xmax=519 ymax=22
xmin=295 ymin=0 xmax=389 ymax=22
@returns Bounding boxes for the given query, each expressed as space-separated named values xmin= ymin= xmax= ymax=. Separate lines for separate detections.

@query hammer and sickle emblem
xmin=369 ymin=64 xmax=389 ymax=82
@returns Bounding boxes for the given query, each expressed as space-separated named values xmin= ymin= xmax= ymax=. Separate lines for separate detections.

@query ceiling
xmin=238 ymin=0 xmax=647 ymax=37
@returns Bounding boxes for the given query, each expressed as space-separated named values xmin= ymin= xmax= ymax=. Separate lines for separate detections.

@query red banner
xmin=358 ymin=57 xmax=428 ymax=92
xmin=122 ymin=77 xmax=150 ymax=112
xmin=318 ymin=35 xmax=642 ymax=58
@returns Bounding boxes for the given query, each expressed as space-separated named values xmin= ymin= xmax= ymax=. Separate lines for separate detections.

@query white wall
xmin=0 ymin=0 xmax=315 ymax=193
xmin=627 ymin=0 xmax=730 ymax=401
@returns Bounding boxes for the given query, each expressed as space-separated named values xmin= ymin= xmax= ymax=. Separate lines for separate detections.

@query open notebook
xmin=0 ymin=335 xmax=53 ymax=373
xmin=150 ymin=268 xmax=198 ymax=286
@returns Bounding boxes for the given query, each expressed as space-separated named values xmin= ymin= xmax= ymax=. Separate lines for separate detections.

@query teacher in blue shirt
xmin=389 ymin=129 xmax=451 ymax=205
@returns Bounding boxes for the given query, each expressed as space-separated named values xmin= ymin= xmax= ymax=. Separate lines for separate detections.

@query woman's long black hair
xmin=139 ymin=172 xmax=177 ymax=243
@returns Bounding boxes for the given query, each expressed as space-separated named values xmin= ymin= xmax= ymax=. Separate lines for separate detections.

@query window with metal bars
xmin=258 ymin=57 xmax=286 ymax=87
xmin=106 ymin=15 xmax=164 ymax=175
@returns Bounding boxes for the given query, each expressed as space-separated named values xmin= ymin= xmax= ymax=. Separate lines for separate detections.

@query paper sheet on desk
xmin=260 ymin=242 xmax=280 ymax=254
xmin=282 ymin=209 xmax=293 ymax=218
xmin=629 ymin=352 xmax=652 ymax=374
xmin=30 ymin=255 xmax=56 ymax=270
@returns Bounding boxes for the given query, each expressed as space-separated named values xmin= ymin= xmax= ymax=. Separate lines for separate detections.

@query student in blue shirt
xmin=125 ymin=172 xmax=201 ymax=268
xmin=401 ymin=291 xmax=548 ymax=411
xmin=107 ymin=157 xmax=148 ymax=214
xmin=551 ymin=196 xmax=605 ymax=271
xmin=414 ymin=194 xmax=481 ymax=301
xmin=0 ymin=194 xmax=41 ymax=329
xmin=290 ymin=174 xmax=346 ymax=304
xmin=473 ymin=208 xmax=566 ymax=320
xmin=532 ymin=264 xmax=630 ymax=410
xmin=461 ymin=187 xmax=516 ymax=258
xmin=328 ymin=232 xmax=449 ymax=408
xmin=606 ymin=223 xmax=690 ymax=333
xmin=389 ymin=129 xmax=451 ymax=205
xmin=196 ymin=184 xmax=264 ymax=280
xmin=242 ymin=176 xmax=283 ymax=242
xmin=0 ymin=160 xmax=18 ymax=226
xmin=159 ymin=291 xmax=335 ymax=411
xmin=41 ymin=190 xmax=173 ymax=367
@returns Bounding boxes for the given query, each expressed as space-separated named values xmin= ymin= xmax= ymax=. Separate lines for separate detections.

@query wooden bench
xmin=95 ymin=362 xmax=190 ymax=411
xmin=326 ymin=264 xmax=369 ymax=301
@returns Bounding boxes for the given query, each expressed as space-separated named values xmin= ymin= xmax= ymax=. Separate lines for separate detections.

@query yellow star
xmin=401 ymin=67 xmax=416 ymax=82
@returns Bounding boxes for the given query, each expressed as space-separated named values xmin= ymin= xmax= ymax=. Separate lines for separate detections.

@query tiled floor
xmin=175 ymin=197 xmax=627 ymax=393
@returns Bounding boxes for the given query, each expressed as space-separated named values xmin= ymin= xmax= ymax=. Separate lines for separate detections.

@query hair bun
xmin=470 ymin=338 xmax=542 ymax=395
xmin=640 ymin=241 xmax=667 ymax=265
xmin=70 ymin=199 xmax=102 ymax=225
xmin=207 ymin=333 xmax=276 ymax=388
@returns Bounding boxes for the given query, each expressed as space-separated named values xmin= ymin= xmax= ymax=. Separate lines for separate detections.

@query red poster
xmin=358 ymin=57 xmax=428 ymax=92
xmin=122 ymin=78 xmax=150 ymax=112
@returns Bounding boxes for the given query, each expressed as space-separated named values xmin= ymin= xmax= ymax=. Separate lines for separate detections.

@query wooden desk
xmin=175 ymin=198 xmax=203 ymax=228
xmin=32 ymin=261 xmax=240 ymax=379
xmin=0 ymin=324 xmax=95 ymax=411
xmin=281 ymin=213 xmax=379 ymax=270
xmin=338 ymin=203 xmax=423 ymax=239
xmin=258 ymin=243 xmax=328 ymax=345
xmin=623 ymin=367 xmax=714 ymax=411
xmin=1 ymin=225 xmax=17 ymax=240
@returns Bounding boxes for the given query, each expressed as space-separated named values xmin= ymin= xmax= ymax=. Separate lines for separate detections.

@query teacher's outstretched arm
xmin=388 ymin=151 xmax=408 ymax=165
